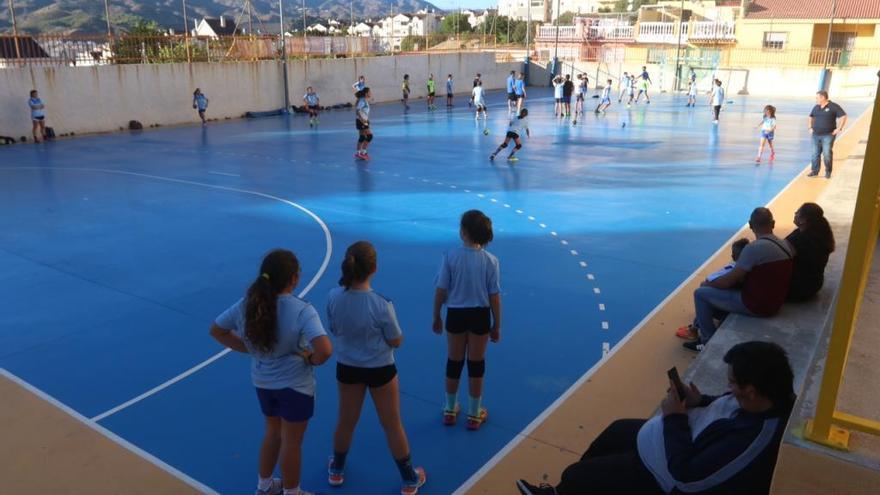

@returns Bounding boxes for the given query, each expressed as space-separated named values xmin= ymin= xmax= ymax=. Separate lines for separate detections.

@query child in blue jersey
xmin=446 ymin=74 xmax=454 ymax=107
xmin=433 ymin=210 xmax=502 ymax=430
xmin=514 ymin=72 xmax=527 ymax=113
xmin=352 ymin=75 xmax=366 ymax=93
xmin=635 ymin=66 xmax=651 ymax=104
xmin=755 ymin=105 xmax=777 ymax=163
xmin=210 ymin=249 xmax=333 ymax=495
xmin=687 ymin=80 xmax=697 ymax=107
xmin=192 ymin=88 xmax=209 ymax=125
xmin=595 ymin=79 xmax=613 ymax=113
xmin=28 ymin=90 xmax=46 ymax=142
xmin=355 ymin=87 xmax=373 ymax=160
xmin=326 ymin=241 xmax=427 ymax=495
xmin=490 ymin=108 xmax=529 ymax=162
xmin=303 ymin=87 xmax=320 ymax=127
xmin=506 ymin=70 xmax=517 ymax=113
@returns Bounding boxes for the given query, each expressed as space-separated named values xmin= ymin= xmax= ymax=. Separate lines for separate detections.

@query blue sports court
xmin=0 ymin=87 xmax=869 ymax=494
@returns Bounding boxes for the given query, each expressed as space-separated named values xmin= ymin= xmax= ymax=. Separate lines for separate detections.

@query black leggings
xmin=713 ymin=105 xmax=721 ymax=120
xmin=556 ymin=419 xmax=665 ymax=495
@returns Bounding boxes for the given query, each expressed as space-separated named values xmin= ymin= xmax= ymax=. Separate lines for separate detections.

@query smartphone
xmin=667 ymin=367 xmax=688 ymax=400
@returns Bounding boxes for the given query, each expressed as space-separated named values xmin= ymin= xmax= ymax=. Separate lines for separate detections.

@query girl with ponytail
xmin=786 ymin=203 xmax=836 ymax=301
xmin=210 ymin=249 xmax=332 ymax=495
xmin=326 ymin=241 xmax=427 ymax=494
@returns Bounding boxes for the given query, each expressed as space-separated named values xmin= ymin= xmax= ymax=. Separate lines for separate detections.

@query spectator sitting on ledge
xmin=786 ymin=203 xmax=835 ymax=302
xmin=516 ymin=341 xmax=796 ymax=495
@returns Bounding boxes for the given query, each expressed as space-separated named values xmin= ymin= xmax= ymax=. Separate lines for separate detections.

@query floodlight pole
xmin=525 ymin=2 xmax=531 ymax=85
xmin=673 ymin=0 xmax=684 ymax=92
xmin=552 ymin=0 xmax=560 ymax=78
xmin=7 ymin=0 xmax=21 ymax=62
xmin=280 ymin=0 xmax=290 ymax=112
xmin=823 ymin=0 xmax=837 ymax=70
xmin=103 ymin=0 xmax=113 ymax=37
xmin=181 ymin=0 xmax=191 ymax=63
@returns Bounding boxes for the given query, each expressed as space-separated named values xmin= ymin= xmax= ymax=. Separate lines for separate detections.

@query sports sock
xmin=445 ymin=393 xmax=457 ymax=412
xmin=395 ymin=454 xmax=418 ymax=482
xmin=332 ymin=451 xmax=348 ymax=470
xmin=468 ymin=395 xmax=482 ymax=417
xmin=282 ymin=486 xmax=298 ymax=495
xmin=258 ymin=477 xmax=273 ymax=491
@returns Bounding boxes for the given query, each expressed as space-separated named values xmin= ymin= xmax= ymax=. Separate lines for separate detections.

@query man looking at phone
xmin=516 ymin=341 xmax=795 ymax=495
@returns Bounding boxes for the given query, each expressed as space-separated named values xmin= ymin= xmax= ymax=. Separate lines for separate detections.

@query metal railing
xmin=537 ymin=25 xmax=578 ymax=41
xmin=690 ymin=21 xmax=736 ymax=41
xmin=636 ymin=21 xmax=688 ymax=44
xmin=0 ymin=33 xmax=500 ymax=67
xmin=589 ymin=24 xmax=635 ymax=41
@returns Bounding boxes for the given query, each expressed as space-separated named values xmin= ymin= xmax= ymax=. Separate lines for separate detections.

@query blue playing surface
xmin=0 ymin=87 xmax=868 ymax=494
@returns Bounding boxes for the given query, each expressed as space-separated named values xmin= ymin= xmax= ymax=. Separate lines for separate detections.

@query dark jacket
xmin=785 ymin=228 xmax=831 ymax=302
xmin=664 ymin=393 xmax=792 ymax=495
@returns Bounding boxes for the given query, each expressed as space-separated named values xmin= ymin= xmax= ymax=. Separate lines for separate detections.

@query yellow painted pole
xmin=805 ymin=71 xmax=880 ymax=450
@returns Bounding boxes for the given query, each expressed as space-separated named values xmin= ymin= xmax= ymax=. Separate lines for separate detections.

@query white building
xmin=347 ymin=22 xmax=375 ymax=37
xmin=307 ymin=23 xmax=328 ymax=34
xmin=193 ymin=16 xmax=241 ymax=38
xmin=374 ymin=12 xmax=439 ymax=49
xmin=497 ymin=0 xmax=601 ymax=22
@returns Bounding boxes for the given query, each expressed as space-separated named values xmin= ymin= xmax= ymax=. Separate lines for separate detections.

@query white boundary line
xmin=451 ymin=116 xmax=866 ymax=494
xmin=0 ymin=368 xmax=219 ymax=494
xmin=1 ymin=167 xmax=333 ymax=422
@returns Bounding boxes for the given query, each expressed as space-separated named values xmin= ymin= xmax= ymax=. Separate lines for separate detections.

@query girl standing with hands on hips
xmin=210 ymin=249 xmax=332 ymax=495
xmin=433 ymin=210 xmax=502 ymax=431
xmin=326 ymin=241 xmax=427 ymax=494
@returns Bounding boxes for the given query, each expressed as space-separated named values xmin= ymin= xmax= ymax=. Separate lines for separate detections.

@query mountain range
xmin=0 ymin=0 xmax=442 ymax=34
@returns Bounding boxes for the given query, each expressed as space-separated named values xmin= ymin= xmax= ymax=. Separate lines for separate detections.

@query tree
xmin=439 ymin=13 xmax=473 ymax=35
xmin=613 ymin=0 xmax=658 ymax=12
xmin=557 ymin=11 xmax=577 ymax=25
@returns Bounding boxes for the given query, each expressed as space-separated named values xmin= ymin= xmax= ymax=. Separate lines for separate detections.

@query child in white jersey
xmin=552 ymin=76 xmax=565 ymax=117
xmin=755 ymin=105 xmax=777 ymax=163
xmin=303 ymin=87 xmax=320 ymax=126
xmin=472 ymin=80 xmax=487 ymax=120
xmin=595 ymin=79 xmax=613 ymax=113
xmin=433 ymin=210 xmax=502 ymax=431
xmin=211 ymin=249 xmax=333 ymax=495
xmin=326 ymin=241 xmax=427 ymax=495
xmin=489 ymin=108 xmax=529 ymax=162
xmin=573 ymin=74 xmax=588 ymax=124
xmin=618 ymin=72 xmax=630 ymax=103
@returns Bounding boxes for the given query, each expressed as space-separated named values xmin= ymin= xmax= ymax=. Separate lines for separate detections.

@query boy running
xmin=490 ymin=108 xmax=529 ymax=162
xmin=635 ymin=66 xmax=651 ymax=104
xmin=192 ymin=88 xmax=209 ymax=125
xmin=472 ymin=80 xmax=487 ymax=121
xmin=595 ymin=80 xmax=612 ymax=114
xmin=470 ymin=73 xmax=481 ymax=107
xmin=303 ymin=87 xmax=320 ymax=126
xmin=687 ymin=80 xmax=697 ymax=107
xmin=618 ymin=72 xmax=630 ymax=103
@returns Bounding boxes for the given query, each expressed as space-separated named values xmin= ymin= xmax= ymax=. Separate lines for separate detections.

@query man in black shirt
xmin=563 ymin=74 xmax=575 ymax=117
xmin=808 ymin=90 xmax=847 ymax=178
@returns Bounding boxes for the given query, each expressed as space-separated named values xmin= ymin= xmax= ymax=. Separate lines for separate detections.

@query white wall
xmin=0 ymin=53 xmax=520 ymax=138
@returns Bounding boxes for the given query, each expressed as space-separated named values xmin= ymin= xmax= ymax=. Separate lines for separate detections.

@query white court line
xmin=450 ymin=118 xmax=866 ymax=495
xmin=2 ymin=167 xmax=333 ymax=423
xmin=207 ymin=171 xmax=240 ymax=177
xmin=1 ymin=368 xmax=219 ymax=494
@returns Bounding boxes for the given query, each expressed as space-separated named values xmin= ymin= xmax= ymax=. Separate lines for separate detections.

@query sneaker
xmin=755 ymin=156 xmax=761 ymax=163
xmin=443 ymin=403 xmax=460 ymax=425
xmin=255 ymin=478 xmax=283 ymax=495
xmin=489 ymin=154 xmax=496 ymax=162
xmin=507 ymin=156 xmax=519 ymax=162
xmin=769 ymin=153 xmax=775 ymax=162
xmin=466 ymin=407 xmax=488 ymax=430
xmin=683 ymin=341 xmax=704 ymax=352
xmin=806 ymin=172 xmax=819 ymax=177
xmin=713 ymin=120 xmax=719 ymax=124
xmin=516 ymin=479 xmax=557 ymax=495
xmin=361 ymin=153 xmax=371 ymax=161
xmin=401 ymin=467 xmax=427 ymax=495
xmin=825 ymin=173 xmax=832 ymax=179
xmin=354 ymin=152 xmax=364 ymax=160
xmin=328 ymin=456 xmax=344 ymax=487
xmin=675 ymin=325 xmax=698 ymax=340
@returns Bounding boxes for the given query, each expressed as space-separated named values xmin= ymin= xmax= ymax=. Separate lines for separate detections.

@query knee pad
xmin=515 ymin=144 xmax=522 ymax=150
xmin=467 ymin=359 xmax=485 ymax=378
xmin=366 ymin=134 xmax=373 ymax=142
xmin=499 ymin=142 xmax=508 ymax=149
xmin=446 ymin=359 xmax=465 ymax=380
xmin=358 ymin=134 xmax=366 ymax=143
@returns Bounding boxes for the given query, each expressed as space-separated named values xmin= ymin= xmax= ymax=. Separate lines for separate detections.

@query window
xmin=762 ymin=32 xmax=787 ymax=50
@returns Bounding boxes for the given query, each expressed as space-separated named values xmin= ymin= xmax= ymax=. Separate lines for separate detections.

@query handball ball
xmin=483 ymin=129 xmax=490 ymax=135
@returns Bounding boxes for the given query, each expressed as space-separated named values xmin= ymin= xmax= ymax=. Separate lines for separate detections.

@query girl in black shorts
xmin=433 ymin=210 xmax=502 ymax=430
xmin=326 ymin=241 xmax=426 ymax=494
xmin=354 ymin=88 xmax=372 ymax=160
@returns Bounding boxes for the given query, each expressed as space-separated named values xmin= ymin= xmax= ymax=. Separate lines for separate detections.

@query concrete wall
xmin=0 ymin=53 xmax=520 ymax=139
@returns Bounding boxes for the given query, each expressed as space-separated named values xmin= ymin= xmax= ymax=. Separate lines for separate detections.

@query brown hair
xmin=245 ymin=249 xmax=300 ymax=353
xmin=339 ymin=241 xmax=377 ymax=288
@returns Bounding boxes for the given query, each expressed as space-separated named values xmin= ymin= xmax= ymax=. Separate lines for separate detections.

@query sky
xmin=431 ymin=1 xmax=497 ymax=10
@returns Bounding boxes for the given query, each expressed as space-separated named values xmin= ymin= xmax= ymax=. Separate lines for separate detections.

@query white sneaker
xmin=255 ymin=478 xmax=282 ymax=495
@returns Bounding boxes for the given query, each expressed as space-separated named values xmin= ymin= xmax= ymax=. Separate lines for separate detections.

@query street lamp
xmin=552 ymin=0 xmax=560 ymax=79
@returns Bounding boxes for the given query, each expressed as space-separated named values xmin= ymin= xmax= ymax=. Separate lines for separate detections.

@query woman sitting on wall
xmin=786 ymin=203 xmax=835 ymax=302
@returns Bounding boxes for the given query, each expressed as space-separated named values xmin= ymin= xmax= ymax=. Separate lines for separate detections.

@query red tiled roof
xmin=745 ymin=0 xmax=880 ymax=20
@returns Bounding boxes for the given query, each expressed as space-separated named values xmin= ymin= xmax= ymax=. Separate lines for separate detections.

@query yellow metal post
xmin=805 ymin=71 xmax=880 ymax=450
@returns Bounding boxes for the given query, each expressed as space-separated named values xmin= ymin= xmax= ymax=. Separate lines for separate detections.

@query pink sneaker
xmin=442 ymin=404 xmax=460 ymax=426
xmin=401 ymin=467 xmax=427 ymax=495
xmin=466 ymin=408 xmax=489 ymax=431
xmin=770 ymin=153 xmax=776 ymax=162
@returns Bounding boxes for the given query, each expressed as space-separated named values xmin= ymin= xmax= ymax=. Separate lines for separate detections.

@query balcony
xmin=689 ymin=21 xmax=736 ymax=43
xmin=537 ymin=25 xmax=579 ymax=41
xmin=587 ymin=24 xmax=635 ymax=41
xmin=636 ymin=21 xmax=687 ymax=44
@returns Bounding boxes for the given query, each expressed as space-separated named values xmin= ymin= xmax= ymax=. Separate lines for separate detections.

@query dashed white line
xmin=601 ymin=321 xmax=610 ymax=330
xmin=598 ymin=303 xmax=606 ymax=311
xmin=561 ymin=240 xmax=569 ymax=245
xmin=570 ymin=250 xmax=579 ymax=256
xmin=550 ymin=231 xmax=558 ymax=236
xmin=527 ymin=216 xmax=536 ymax=221
xmin=579 ymin=261 xmax=587 ymax=267
xmin=503 ymin=203 xmax=511 ymax=208
xmin=539 ymin=223 xmax=547 ymax=228
xmin=208 ymin=171 xmax=240 ymax=177
xmin=587 ymin=274 xmax=595 ymax=280
xmin=593 ymin=287 xmax=601 ymax=294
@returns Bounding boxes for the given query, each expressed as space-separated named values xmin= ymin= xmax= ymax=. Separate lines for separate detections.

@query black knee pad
xmin=366 ymin=134 xmax=373 ymax=142
xmin=467 ymin=359 xmax=485 ymax=378
xmin=515 ymin=144 xmax=522 ymax=150
xmin=499 ymin=142 xmax=508 ymax=149
xmin=446 ymin=359 xmax=465 ymax=380
xmin=358 ymin=134 xmax=366 ymax=143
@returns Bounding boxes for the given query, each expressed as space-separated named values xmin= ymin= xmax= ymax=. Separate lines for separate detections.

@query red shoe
xmin=466 ymin=408 xmax=488 ymax=431
xmin=401 ymin=467 xmax=427 ymax=495
xmin=769 ymin=153 xmax=776 ymax=162
xmin=354 ymin=152 xmax=364 ymax=160
xmin=361 ymin=153 xmax=371 ymax=161
xmin=442 ymin=404 xmax=460 ymax=426
xmin=676 ymin=325 xmax=698 ymax=340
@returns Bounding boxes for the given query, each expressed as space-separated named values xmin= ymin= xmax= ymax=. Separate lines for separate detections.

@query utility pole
xmin=7 ymin=0 xmax=21 ymax=61
xmin=525 ymin=0 xmax=531 ymax=85
xmin=103 ymin=0 xmax=113 ymax=37
xmin=819 ymin=0 xmax=837 ymax=91
xmin=181 ymin=0 xmax=191 ymax=62
xmin=302 ymin=0 xmax=307 ymax=56
xmin=552 ymin=0 xmax=560 ymax=78
xmin=673 ymin=0 xmax=684 ymax=92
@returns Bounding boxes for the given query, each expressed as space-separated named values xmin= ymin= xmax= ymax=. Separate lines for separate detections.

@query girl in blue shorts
xmin=433 ymin=210 xmax=502 ymax=431
xmin=755 ymin=104 xmax=777 ymax=163
xmin=211 ymin=249 xmax=333 ymax=495
xmin=326 ymin=241 xmax=427 ymax=494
